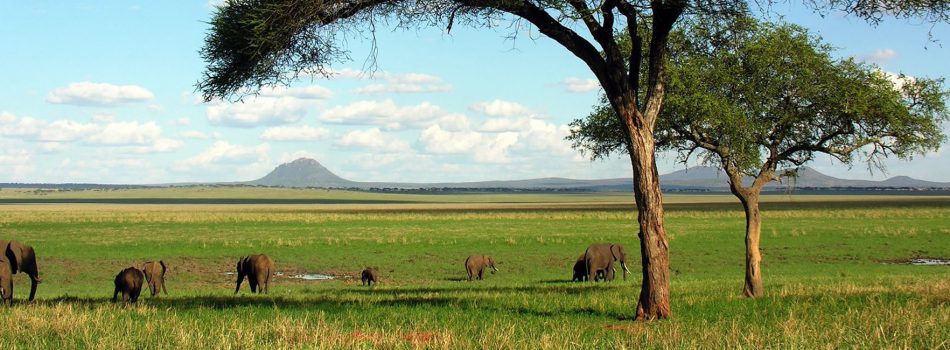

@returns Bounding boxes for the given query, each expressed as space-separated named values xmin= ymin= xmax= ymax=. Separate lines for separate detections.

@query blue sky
xmin=1 ymin=1 xmax=948 ymax=184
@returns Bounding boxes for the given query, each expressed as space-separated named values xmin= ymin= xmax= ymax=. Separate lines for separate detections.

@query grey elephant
xmin=0 ymin=240 xmax=42 ymax=305
xmin=235 ymin=254 xmax=273 ymax=294
xmin=361 ymin=267 xmax=379 ymax=286
xmin=113 ymin=267 xmax=145 ymax=304
xmin=142 ymin=261 xmax=168 ymax=297
xmin=584 ymin=243 xmax=630 ymax=282
xmin=465 ymin=255 xmax=498 ymax=281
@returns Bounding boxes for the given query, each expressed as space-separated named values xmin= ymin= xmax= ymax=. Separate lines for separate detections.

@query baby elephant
xmin=235 ymin=254 xmax=274 ymax=294
xmin=361 ymin=267 xmax=379 ymax=286
xmin=465 ymin=255 xmax=498 ymax=281
xmin=142 ymin=261 xmax=168 ymax=297
xmin=113 ymin=267 xmax=145 ymax=304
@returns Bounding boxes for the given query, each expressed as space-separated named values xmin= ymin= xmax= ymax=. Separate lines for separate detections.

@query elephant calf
xmin=465 ymin=255 xmax=498 ymax=281
xmin=361 ymin=267 xmax=379 ymax=286
xmin=113 ymin=267 xmax=145 ymax=304
xmin=235 ymin=254 xmax=274 ymax=294
xmin=572 ymin=254 xmax=610 ymax=282
xmin=143 ymin=261 xmax=168 ymax=297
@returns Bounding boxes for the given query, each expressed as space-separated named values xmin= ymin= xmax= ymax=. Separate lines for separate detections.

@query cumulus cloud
xmin=329 ymin=68 xmax=453 ymax=94
xmin=86 ymin=121 xmax=162 ymax=145
xmin=560 ymin=77 xmax=600 ymax=93
xmin=0 ymin=112 xmax=180 ymax=153
xmin=47 ymin=82 xmax=155 ymax=106
xmin=205 ymin=85 xmax=330 ymax=127
xmin=419 ymin=125 xmax=519 ymax=163
xmin=336 ymin=128 xmax=411 ymax=152
xmin=320 ymin=99 xmax=469 ymax=130
xmin=469 ymin=100 xmax=532 ymax=117
xmin=177 ymin=141 xmax=270 ymax=169
xmin=861 ymin=48 xmax=897 ymax=64
xmin=260 ymin=125 xmax=330 ymax=141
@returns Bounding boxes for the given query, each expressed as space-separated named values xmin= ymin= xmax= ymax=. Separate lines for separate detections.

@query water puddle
xmin=285 ymin=273 xmax=334 ymax=280
xmin=883 ymin=258 xmax=950 ymax=266
xmin=224 ymin=272 xmax=335 ymax=280
xmin=906 ymin=258 xmax=950 ymax=266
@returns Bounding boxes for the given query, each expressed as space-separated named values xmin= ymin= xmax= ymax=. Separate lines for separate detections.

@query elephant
xmin=113 ymin=267 xmax=145 ymax=304
xmin=0 ymin=240 xmax=42 ymax=305
xmin=142 ymin=261 xmax=168 ymax=297
xmin=584 ymin=243 xmax=630 ymax=282
xmin=361 ymin=267 xmax=379 ymax=286
xmin=465 ymin=255 xmax=498 ymax=281
xmin=235 ymin=254 xmax=273 ymax=294
xmin=572 ymin=254 xmax=611 ymax=282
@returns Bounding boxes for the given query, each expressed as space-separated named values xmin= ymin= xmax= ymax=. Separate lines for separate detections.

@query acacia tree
xmin=568 ymin=16 xmax=948 ymax=297
xmin=197 ymin=0 xmax=949 ymax=319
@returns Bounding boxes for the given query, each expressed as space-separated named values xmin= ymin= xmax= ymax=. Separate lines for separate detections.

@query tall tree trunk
xmin=627 ymin=127 xmax=671 ymax=320
xmin=739 ymin=192 xmax=764 ymax=298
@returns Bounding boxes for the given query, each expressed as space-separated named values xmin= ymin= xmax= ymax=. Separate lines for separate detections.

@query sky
xmin=1 ymin=1 xmax=948 ymax=184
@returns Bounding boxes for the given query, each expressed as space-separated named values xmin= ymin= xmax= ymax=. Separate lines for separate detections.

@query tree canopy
xmin=569 ymin=16 xmax=948 ymax=179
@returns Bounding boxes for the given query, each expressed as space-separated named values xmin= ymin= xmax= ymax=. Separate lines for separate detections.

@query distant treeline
xmin=0 ymin=183 xmax=151 ymax=190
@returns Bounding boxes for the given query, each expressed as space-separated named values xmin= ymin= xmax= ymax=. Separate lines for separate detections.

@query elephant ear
xmin=7 ymin=241 xmax=23 ymax=274
xmin=610 ymin=245 xmax=622 ymax=261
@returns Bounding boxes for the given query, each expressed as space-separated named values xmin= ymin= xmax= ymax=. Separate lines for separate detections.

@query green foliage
xmin=569 ymin=14 xmax=949 ymax=179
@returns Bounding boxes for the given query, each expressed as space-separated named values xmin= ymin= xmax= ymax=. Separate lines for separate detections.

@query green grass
xmin=0 ymin=192 xmax=947 ymax=349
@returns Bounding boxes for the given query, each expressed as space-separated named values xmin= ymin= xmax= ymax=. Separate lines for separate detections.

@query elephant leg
xmin=478 ymin=268 xmax=484 ymax=280
xmin=263 ymin=273 xmax=270 ymax=294
xmin=587 ymin=261 xmax=596 ymax=282
xmin=234 ymin=273 xmax=245 ymax=294
xmin=467 ymin=269 xmax=473 ymax=281
xmin=112 ymin=286 xmax=119 ymax=303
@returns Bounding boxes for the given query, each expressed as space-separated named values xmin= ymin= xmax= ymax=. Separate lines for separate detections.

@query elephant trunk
xmin=620 ymin=261 xmax=629 ymax=281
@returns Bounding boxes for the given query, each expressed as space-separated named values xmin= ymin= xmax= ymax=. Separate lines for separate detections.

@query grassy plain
xmin=0 ymin=188 xmax=947 ymax=349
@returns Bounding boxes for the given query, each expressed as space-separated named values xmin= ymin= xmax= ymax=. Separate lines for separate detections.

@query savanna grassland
xmin=0 ymin=188 xmax=947 ymax=349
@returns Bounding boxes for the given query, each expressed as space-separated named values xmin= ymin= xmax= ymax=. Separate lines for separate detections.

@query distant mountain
xmin=244 ymin=158 xmax=950 ymax=191
xmin=249 ymin=158 xmax=357 ymax=188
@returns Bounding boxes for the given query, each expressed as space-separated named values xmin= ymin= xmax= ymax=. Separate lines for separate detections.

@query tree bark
xmin=741 ymin=194 xmax=764 ymax=298
xmin=626 ymin=122 xmax=672 ymax=320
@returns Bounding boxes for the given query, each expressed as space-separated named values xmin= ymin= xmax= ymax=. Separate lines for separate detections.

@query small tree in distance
xmin=568 ymin=15 xmax=948 ymax=297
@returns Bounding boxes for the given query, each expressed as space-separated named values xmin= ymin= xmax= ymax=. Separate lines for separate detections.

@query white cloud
xmin=260 ymin=125 xmax=330 ymax=141
xmin=878 ymin=69 xmax=916 ymax=91
xmin=259 ymin=85 xmax=333 ymax=99
xmin=46 ymin=82 xmax=154 ymax=106
xmin=172 ymin=118 xmax=191 ymax=126
xmin=87 ymin=121 xmax=162 ymax=145
xmin=204 ymin=85 xmax=330 ymax=127
xmin=0 ymin=112 xmax=180 ymax=153
xmin=0 ymin=147 xmax=33 ymax=181
xmin=560 ymin=77 xmax=600 ymax=93
xmin=419 ymin=125 xmax=519 ymax=163
xmin=206 ymin=97 xmax=314 ymax=127
xmin=329 ymin=68 xmax=453 ymax=94
xmin=336 ymin=128 xmax=411 ymax=152
xmin=861 ymin=48 xmax=897 ymax=63
xmin=177 ymin=141 xmax=270 ymax=169
xmin=320 ymin=99 xmax=469 ymax=130
xmin=0 ymin=111 xmax=15 ymax=123
xmin=469 ymin=100 xmax=532 ymax=117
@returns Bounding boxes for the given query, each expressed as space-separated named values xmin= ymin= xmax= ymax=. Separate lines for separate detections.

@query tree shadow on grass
xmin=31 ymin=285 xmax=634 ymax=321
